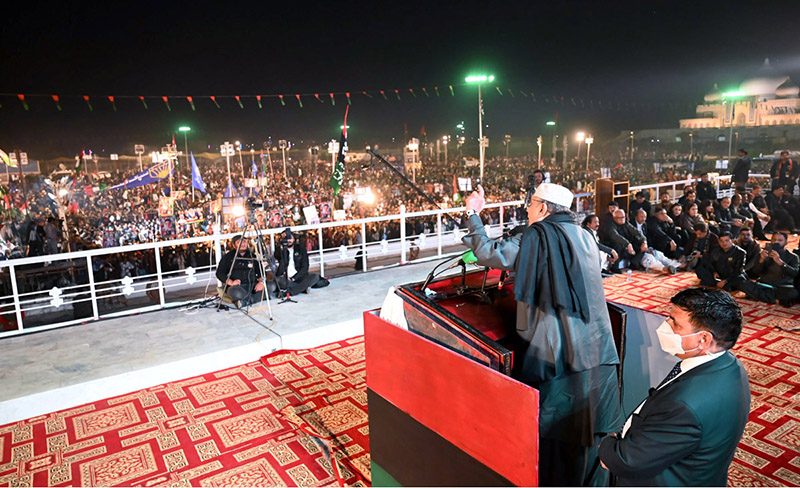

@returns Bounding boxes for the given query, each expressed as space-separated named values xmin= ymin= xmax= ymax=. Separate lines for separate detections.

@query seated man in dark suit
xmin=215 ymin=235 xmax=267 ymax=306
xmin=646 ymin=208 xmax=682 ymax=259
xmin=764 ymin=186 xmax=798 ymax=232
xmin=629 ymin=191 xmax=652 ymax=220
xmin=601 ymin=209 xmax=647 ymax=271
xmin=752 ymin=232 xmax=799 ymax=307
xmin=695 ymin=172 xmax=717 ymax=202
xmin=734 ymin=227 xmax=762 ymax=279
xmin=599 ymin=287 xmax=750 ymax=486
xmin=274 ymin=229 xmax=320 ymax=296
xmin=696 ymin=232 xmax=775 ymax=303
xmin=599 ymin=200 xmax=620 ymax=242
xmin=683 ymin=222 xmax=718 ymax=270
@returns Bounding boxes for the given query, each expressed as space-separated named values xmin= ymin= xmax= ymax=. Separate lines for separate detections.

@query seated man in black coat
xmin=629 ymin=191 xmax=652 ymax=220
xmin=716 ymin=196 xmax=745 ymax=237
xmin=696 ymin=232 xmax=775 ymax=303
xmin=274 ymin=229 xmax=320 ymax=296
xmin=752 ymin=232 xmax=799 ymax=307
xmin=601 ymin=209 xmax=647 ymax=271
xmin=695 ymin=172 xmax=718 ymax=202
xmin=683 ymin=222 xmax=719 ymax=270
xmin=216 ymin=235 xmax=267 ymax=306
xmin=764 ymin=186 xmax=798 ymax=232
xmin=599 ymin=200 xmax=620 ymax=242
xmin=646 ymin=208 xmax=682 ymax=259
xmin=734 ymin=227 xmax=762 ymax=279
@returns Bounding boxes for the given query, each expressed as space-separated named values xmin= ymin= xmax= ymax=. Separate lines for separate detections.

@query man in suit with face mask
xmin=598 ymin=288 xmax=750 ymax=486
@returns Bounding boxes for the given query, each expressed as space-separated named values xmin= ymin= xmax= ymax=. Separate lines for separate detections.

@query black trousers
xmin=696 ymin=268 xmax=775 ymax=303
xmin=277 ymin=273 xmax=320 ymax=296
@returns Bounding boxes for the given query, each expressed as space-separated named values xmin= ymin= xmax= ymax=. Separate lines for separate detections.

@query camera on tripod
xmin=244 ymin=197 xmax=265 ymax=213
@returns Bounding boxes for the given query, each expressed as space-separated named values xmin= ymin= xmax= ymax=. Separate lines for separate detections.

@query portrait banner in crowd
xmin=109 ymin=160 xmax=174 ymax=191
xmin=303 ymin=205 xmax=320 ymax=225
xmin=158 ymin=196 xmax=174 ymax=217
xmin=244 ymin=178 xmax=259 ymax=188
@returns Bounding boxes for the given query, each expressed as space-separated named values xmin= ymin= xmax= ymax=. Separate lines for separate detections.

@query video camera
xmin=244 ymin=197 xmax=265 ymax=213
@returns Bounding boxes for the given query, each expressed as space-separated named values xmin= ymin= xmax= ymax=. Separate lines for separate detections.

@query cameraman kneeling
xmin=275 ymin=229 xmax=320 ymax=296
xmin=216 ymin=235 xmax=266 ymax=306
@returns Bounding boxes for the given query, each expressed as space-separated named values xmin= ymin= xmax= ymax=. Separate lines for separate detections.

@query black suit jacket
xmin=599 ymin=351 xmax=750 ymax=486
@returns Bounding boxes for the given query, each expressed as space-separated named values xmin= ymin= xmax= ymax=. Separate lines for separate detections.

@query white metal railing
xmin=0 ymin=173 xmax=772 ymax=338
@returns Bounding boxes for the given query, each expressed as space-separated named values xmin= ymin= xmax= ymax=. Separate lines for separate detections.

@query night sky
xmin=3 ymin=0 xmax=800 ymax=158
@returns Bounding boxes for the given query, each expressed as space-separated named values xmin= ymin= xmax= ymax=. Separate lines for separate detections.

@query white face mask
xmin=656 ymin=320 xmax=704 ymax=357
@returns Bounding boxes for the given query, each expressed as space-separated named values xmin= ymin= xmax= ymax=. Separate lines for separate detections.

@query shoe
xmin=609 ymin=268 xmax=622 ymax=275
xmin=668 ymin=265 xmax=677 ymax=275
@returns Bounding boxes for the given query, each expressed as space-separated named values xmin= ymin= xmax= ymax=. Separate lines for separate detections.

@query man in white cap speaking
xmin=463 ymin=182 xmax=621 ymax=487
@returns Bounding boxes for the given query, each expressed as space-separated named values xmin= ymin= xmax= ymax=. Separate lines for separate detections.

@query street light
xmin=178 ymin=126 xmax=191 ymax=180
xmin=442 ymin=135 xmax=449 ymax=164
xmin=465 ymin=74 xmax=495 ymax=180
xmin=722 ymin=91 xmax=745 ymax=161
xmin=536 ymin=135 xmax=543 ymax=168
xmin=235 ymin=140 xmax=245 ymax=182
xmin=279 ymin=140 xmax=288 ymax=180
xmin=585 ymin=136 xmax=594 ymax=171
xmin=504 ymin=134 xmax=511 ymax=158
xmin=576 ymin=132 xmax=585 ymax=161
xmin=689 ymin=132 xmax=694 ymax=159
xmin=630 ymin=131 xmax=635 ymax=161
xmin=546 ymin=121 xmax=556 ymax=164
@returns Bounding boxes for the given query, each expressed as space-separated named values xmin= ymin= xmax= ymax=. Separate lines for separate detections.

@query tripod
xmin=216 ymin=215 xmax=279 ymax=320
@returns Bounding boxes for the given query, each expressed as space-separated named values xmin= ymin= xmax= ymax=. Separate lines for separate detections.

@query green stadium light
xmin=722 ymin=90 xmax=746 ymax=98
xmin=546 ymin=121 xmax=556 ymax=126
xmin=465 ymin=74 xmax=495 ymax=83
xmin=178 ymin=126 xmax=191 ymax=132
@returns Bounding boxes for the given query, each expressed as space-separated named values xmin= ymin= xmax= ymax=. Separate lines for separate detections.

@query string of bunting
xmin=0 ymin=83 xmax=699 ymax=113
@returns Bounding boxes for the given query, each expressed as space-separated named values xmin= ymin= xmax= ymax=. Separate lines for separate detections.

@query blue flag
xmin=224 ymin=179 xmax=237 ymax=198
xmin=190 ymin=152 xmax=206 ymax=194
xmin=108 ymin=160 xmax=174 ymax=191
xmin=251 ymin=160 xmax=258 ymax=177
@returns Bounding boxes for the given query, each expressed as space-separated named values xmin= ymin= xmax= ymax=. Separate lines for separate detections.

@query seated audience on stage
xmin=629 ymin=191 xmax=652 ymax=219
xmin=632 ymin=209 xmax=648 ymax=236
xmin=684 ymin=222 xmax=719 ymax=270
xmin=646 ymin=208 xmax=682 ymax=259
xmin=678 ymin=187 xmax=697 ymax=209
xmin=752 ymin=232 xmax=799 ymax=307
xmin=735 ymin=227 xmax=762 ymax=279
xmin=599 ymin=287 xmax=750 ymax=486
xmin=716 ymin=196 xmax=746 ymax=236
xmin=699 ymin=199 xmax=721 ymax=235
xmin=667 ymin=203 xmax=690 ymax=248
xmin=696 ymin=232 xmax=775 ymax=303
xmin=582 ymin=214 xmax=619 ymax=274
xmin=680 ymin=202 xmax=704 ymax=236
xmin=274 ymin=229 xmax=321 ymax=296
xmin=602 ymin=209 xmax=648 ymax=271
xmin=748 ymin=185 xmax=772 ymax=233
xmin=764 ymin=186 xmax=798 ymax=232
xmin=656 ymin=192 xmax=673 ymax=212
xmin=695 ymin=172 xmax=718 ymax=202
xmin=599 ymin=200 xmax=620 ymax=241
xmin=215 ymin=235 xmax=266 ymax=307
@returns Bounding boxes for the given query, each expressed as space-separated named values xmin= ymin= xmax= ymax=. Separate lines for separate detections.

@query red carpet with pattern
xmin=0 ymin=337 xmax=369 ymax=487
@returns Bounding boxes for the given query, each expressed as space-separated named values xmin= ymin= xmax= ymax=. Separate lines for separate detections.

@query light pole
xmin=407 ymin=139 xmax=420 ymax=183
xmin=179 ymin=126 xmax=191 ymax=178
xmin=585 ymin=136 xmax=594 ymax=171
xmin=442 ymin=135 xmax=449 ymax=165
xmin=629 ymin=131 xmax=635 ymax=161
xmin=235 ymin=140 xmax=245 ymax=182
xmin=504 ymin=134 xmax=511 ymax=159
xmin=220 ymin=141 xmax=234 ymax=188
xmin=689 ymin=132 xmax=694 ymax=159
xmin=279 ymin=140 xmax=288 ymax=180
xmin=576 ymin=132 xmax=585 ymax=162
xmin=722 ymin=91 xmax=745 ymax=162
xmin=465 ymin=74 xmax=495 ymax=180
xmin=536 ymin=135 xmax=543 ymax=168
xmin=546 ymin=121 xmax=556 ymax=164
xmin=134 ymin=144 xmax=145 ymax=172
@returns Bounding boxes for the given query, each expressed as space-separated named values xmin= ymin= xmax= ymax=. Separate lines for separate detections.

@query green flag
xmin=329 ymin=106 xmax=349 ymax=196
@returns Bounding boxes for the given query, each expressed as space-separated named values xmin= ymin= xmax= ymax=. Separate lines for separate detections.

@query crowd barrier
xmin=0 ymin=173 xmax=770 ymax=338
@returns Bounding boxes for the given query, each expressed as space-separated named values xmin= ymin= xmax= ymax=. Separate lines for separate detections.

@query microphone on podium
xmin=421 ymin=250 xmax=478 ymax=292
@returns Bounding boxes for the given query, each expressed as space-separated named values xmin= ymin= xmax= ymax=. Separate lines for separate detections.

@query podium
xmin=366 ymin=269 xmax=628 ymax=486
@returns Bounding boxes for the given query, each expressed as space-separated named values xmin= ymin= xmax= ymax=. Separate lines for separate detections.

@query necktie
xmin=656 ymin=362 xmax=682 ymax=389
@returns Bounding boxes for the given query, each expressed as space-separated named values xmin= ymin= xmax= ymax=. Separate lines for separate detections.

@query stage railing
xmin=0 ymin=173 xmax=770 ymax=338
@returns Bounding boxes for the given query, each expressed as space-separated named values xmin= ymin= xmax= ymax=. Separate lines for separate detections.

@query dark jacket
xmin=770 ymin=158 xmax=799 ymax=187
xmin=629 ymin=199 xmax=652 ymax=219
xmin=753 ymin=248 xmax=799 ymax=287
xmin=275 ymin=244 xmax=310 ymax=281
xmin=731 ymin=156 xmax=751 ymax=184
xmin=216 ymin=249 xmax=262 ymax=290
xmin=599 ymin=352 xmax=750 ymax=486
xmin=602 ymin=221 xmax=646 ymax=254
xmin=645 ymin=216 xmax=675 ymax=254
xmin=735 ymin=238 xmax=762 ymax=274
xmin=701 ymin=245 xmax=746 ymax=281
xmin=684 ymin=232 xmax=719 ymax=257
xmin=695 ymin=181 xmax=717 ymax=202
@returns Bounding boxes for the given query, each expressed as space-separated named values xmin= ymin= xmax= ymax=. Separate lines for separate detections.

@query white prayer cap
xmin=533 ymin=183 xmax=574 ymax=208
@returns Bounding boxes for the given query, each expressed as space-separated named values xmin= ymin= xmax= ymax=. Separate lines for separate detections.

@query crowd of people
xmin=0 ymin=147 xmax=792 ymax=263
xmin=583 ymin=150 xmax=800 ymax=307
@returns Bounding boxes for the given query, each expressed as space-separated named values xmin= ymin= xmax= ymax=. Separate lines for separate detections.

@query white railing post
xmin=360 ymin=222 xmax=368 ymax=272
xmin=318 ymin=230 xmax=325 ymax=277
xmin=400 ymin=205 xmax=407 ymax=264
xmin=437 ymin=213 xmax=443 ymax=258
xmin=155 ymin=246 xmax=166 ymax=306
xmin=86 ymin=255 xmax=99 ymax=319
xmin=499 ymin=205 xmax=504 ymax=232
xmin=214 ymin=215 xmax=222 ymax=265
xmin=9 ymin=265 xmax=23 ymax=331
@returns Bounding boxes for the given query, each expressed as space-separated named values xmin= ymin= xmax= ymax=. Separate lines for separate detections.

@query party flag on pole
xmin=329 ymin=106 xmax=349 ymax=197
xmin=190 ymin=152 xmax=206 ymax=194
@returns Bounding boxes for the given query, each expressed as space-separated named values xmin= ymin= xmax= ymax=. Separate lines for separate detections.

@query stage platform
xmin=1 ymin=248 xmax=799 ymax=486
